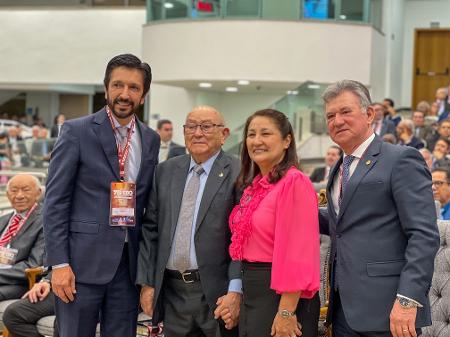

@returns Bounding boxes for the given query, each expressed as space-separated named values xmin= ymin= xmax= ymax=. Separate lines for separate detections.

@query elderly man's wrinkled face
xmin=6 ymin=175 xmax=41 ymax=213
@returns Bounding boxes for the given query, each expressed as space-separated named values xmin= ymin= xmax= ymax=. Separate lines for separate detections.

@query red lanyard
xmin=106 ymin=107 xmax=136 ymax=181
xmin=7 ymin=203 xmax=38 ymax=247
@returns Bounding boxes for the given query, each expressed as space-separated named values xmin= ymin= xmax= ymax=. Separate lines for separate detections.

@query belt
xmin=165 ymin=269 xmax=200 ymax=284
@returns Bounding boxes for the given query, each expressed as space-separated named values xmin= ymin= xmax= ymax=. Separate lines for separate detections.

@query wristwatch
xmin=397 ymin=296 xmax=418 ymax=309
xmin=278 ymin=309 xmax=296 ymax=318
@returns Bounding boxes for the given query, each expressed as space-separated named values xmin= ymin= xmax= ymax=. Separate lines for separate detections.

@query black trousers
xmin=0 ymin=284 xmax=28 ymax=301
xmin=240 ymin=262 xmax=320 ymax=337
xmin=162 ymin=273 xmax=238 ymax=337
xmin=3 ymin=292 xmax=58 ymax=337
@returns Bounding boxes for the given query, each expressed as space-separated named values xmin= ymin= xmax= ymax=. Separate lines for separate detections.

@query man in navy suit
xmin=320 ymin=80 xmax=439 ymax=337
xmin=43 ymin=54 xmax=159 ymax=337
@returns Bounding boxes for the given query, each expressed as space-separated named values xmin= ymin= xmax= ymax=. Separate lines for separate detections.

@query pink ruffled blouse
xmin=229 ymin=167 xmax=320 ymax=297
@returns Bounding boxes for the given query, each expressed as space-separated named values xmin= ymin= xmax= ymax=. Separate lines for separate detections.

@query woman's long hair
xmin=236 ymin=109 xmax=299 ymax=189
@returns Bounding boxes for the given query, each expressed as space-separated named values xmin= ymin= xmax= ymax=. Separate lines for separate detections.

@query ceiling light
xmin=198 ymin=82 xmax=212 ymax=88
xmin=226 ymin=87 xmax=238 ymax=92
xmin=307 ymin=84 xmax=321 ymax=89
xmin=164 ymin=2 xmax=174 ymax=9
xmin=238 ymin=80 xmax=250 ymax=85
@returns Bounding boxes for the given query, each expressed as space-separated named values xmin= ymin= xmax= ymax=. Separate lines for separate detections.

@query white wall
xmin=26 ymin=92 xmax=59 ymax=126
xmin=149 ymin=84 xmax=282 ymax=144
xmin=402 ymin=0 xmax=450 ymax=106
xmin=143 ymin=20 xmax=375 ymax=85
xmin=0 ymin=8 xmax=145 ymax=86
xmin=369 ymin=28 xmax=388 ymax=102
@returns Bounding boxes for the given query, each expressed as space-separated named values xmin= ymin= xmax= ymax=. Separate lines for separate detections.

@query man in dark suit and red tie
xmin=320 ymin=80 xmax=439 ymax=337
xmin=43 ymin=54 xmax=160 ymax=337
xmin=0 ymin=174 xmax=43 ymax=300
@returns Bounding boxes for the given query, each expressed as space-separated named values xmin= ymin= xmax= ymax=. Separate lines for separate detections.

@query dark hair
xmin=103 ymin=54 xmax=152 ymax=96
xmin=432 ymin=167 xmax=450 ymax=182
xmin=328 ymin=145 xmax=343 ymax=156
xmin=384 ymin=98 xmax=395 ymax=108
xmin=435 ymin=137 xmax=450 ymax=149
xmin=157 ymin=119 xmax=172 ymax=130
xmin=237 ymin=109 xmax=298 ymax=189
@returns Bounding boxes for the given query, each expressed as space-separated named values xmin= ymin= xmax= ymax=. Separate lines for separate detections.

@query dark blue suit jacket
xmin=320 ymin=136 xmax=439 ymax=332
xmin=43 ymin=108 xmax=159 ymax=285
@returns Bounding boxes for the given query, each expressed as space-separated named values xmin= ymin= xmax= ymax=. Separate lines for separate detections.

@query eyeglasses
xmin=432 ymin=180 xmax=449 ymax=187
xmin=183 ymin=123 xmax=224 ymax=134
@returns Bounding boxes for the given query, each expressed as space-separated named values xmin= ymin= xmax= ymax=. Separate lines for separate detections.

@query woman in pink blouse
xmin=229 ymin=109 xmax=320 ymax=337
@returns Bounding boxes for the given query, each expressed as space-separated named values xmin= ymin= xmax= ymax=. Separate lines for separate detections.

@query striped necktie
xmin=0 ymin=214 xmax=23 ymax=247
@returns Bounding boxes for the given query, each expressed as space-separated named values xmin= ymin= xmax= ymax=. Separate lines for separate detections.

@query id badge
xmin=110 ymin=181 xmax=136 ymax=227
xmin=0 ymin=246 xmax=18 ymax=269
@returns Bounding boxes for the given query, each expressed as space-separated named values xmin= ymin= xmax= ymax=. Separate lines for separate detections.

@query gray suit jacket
xmin=320 ymin=136 xmax=440 ymax=332
xmin=0 ymin=205 xmax=44 ymax=286
xmin=136 ymin=151 xmax=241 ymax=323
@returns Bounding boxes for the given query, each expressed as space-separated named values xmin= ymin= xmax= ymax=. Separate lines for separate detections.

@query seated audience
xmin=310 ymin=145 xmax=342 ymax=183
xmin=381 ymin=133 xmax=397 ymax=144
xmin=427 ymin=119 xmax=450 ymax=151
xmin=30 ymin=128 xmax=54 ymax=168
xmin=432 ymin=167 xmax=450 ymax=220
xmin=432 ymin=137 xmax=450 ymax=169
xmin=436 ymin=87 xmax=450 ymax=121
xmin=396 ymin=119 xmax=424 ymax=149
xmin=416 ymin=100 xmax=431 ymax=115
xmin=371 ymin=102 xmax=396 ymax=138
xmin=412 ymin=110 xmax=433 ymax=141
xmin=383 ymin=98 xmax=401 ymax=126
xmin=50 ymin=114 xmax=65 ymax=138
xmin=3 ymin=276 xmax=58 ymax=337
xmin=0 ymin=174 xmax=43 ymax=300
xmin=419 ymin=148 xmax=435 ymax=171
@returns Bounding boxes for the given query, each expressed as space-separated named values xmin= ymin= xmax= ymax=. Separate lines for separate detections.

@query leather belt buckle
xmin=181 ymin=271 xmax=195 ymax=284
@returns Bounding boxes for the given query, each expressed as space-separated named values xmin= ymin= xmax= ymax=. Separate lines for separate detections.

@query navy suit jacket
xmin=320 ymin=136 xmax=439 ymax=332
xmin=43 ymin=108 xmax=159 ymax=285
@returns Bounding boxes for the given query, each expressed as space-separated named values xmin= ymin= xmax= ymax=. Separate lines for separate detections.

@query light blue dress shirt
xmin=167 ymin=151 xmax=242 ymax=293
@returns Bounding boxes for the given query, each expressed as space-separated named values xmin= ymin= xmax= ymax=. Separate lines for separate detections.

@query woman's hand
xmin=271 ymin=313 xmax=301 ymax=337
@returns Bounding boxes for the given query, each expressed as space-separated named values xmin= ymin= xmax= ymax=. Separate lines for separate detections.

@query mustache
xmin=114 ymin=98 xmax=133 ymax=106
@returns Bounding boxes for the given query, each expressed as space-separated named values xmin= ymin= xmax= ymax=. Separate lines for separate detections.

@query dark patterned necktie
xmin=339 ymin=155 xmax=355 ymax=208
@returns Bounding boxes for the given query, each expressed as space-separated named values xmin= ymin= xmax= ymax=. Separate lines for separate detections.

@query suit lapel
xmin=93 ymin=108 xmax=120 ymax=181
xmin=195 ymin=151 xmax=229 ymax=233
xmin=326 ymin=158 xmax=341 ymax=223
xmin=136 ymin=120 xmax=150 ymax=182
xmin=0 ymin=213 xmax=13 ymax=235
xmin=337 ymin=137 xmax=381 ymax=221
xmin=169 ymin=157 xmax=191 ymax=242
xmin=13 ymin=206 xmax=41 ymax=238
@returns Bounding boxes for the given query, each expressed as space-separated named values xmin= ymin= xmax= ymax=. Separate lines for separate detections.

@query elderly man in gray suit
xmin=320 ymin=80 xmax=440 ymax=337
xmin=137 ymin=105 xmax=241 ymax=337
xmin=0 ymin=174 xmax=43 ymax=300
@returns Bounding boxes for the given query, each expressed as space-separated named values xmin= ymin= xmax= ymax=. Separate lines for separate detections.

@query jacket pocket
xmin=366 ymin=259 xmax=406 ymax=276
xmin=69 ymin=221 xmax=99 ymax=234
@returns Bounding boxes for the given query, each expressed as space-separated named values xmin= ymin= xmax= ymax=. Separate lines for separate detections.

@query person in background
xmin=371 ymin=102 xmax=396 ymax=138
xmin=396 ymin=119 xmax=424 ymax=150
xmin=156 ymin=119 xmax=186 ymax=162
xmin=229 ymin=109 xmax=320 ymax=337
xmin=412 ymin=110 xmax=433 ymax=141
xmin=419 ymin=148 xmax=435 ymax=171
xmin=431 ymin=167 xmax=450 ymax=220
xmin=51 ymin=114 xmax=66 ymax=138
xmin=383 ymin=98 xmax=402 ymax=127
xmin=310 ymin=145 xmax=342 ymax=183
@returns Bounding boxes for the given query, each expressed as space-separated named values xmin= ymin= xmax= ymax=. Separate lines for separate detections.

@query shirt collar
xmin=189 ymin=151 xmax=221 ymax=176
xmin=344 ymin=133 xmax=375 ymax=160
xmin=111 ymin=113 xmax=133 ymax=129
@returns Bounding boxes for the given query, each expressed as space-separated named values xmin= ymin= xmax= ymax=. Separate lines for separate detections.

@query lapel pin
xmin=365 ymin=160 xmax=371 ymax=165
xmin=219 ymin=172 xmax=224 ymax=177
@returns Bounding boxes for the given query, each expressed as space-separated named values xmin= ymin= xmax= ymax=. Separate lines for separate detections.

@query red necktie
xmin=0 ymin=214 xmax=23 ymax=247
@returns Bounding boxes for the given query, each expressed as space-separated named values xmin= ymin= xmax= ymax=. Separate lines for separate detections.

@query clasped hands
xmin=214 ymin=292 xmax=242 ymax=329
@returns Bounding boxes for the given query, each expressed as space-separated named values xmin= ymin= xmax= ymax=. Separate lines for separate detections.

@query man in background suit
xmin=310 ymin=145 xmax=342 ymax=183
xmin=156 ymin=119 xmax=186 ymax=162
xmin=43 ymin=54 xmax=159 ymax=337
xmin=50 ymin=114 xmax=66 ymax=138
xmin=320 ymin=80 xmax=439 ymax=337
xmin=137 ymin=105 xmax=241 ymax=337
xmin=371 ymin=102 xmax=396 ymax=138
xmin=0 ymin=174 xmax=43 ymax=300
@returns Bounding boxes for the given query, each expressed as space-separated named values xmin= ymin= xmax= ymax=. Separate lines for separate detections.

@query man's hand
xmin=389 ymin=300 xmax=418 ymax=337
xmin=22 ymin=281 xmax=51 ymax=303
xmin=140 ymin=285 xmax=155 ymax=316
xmin=214 ymin=292 xmax=241 ymax=329
xmin=51 ymin=266 xmax=76 ymax=303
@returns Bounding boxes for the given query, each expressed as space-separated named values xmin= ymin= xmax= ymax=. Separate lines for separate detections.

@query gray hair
xmin=322 ymin=80 xmax=372 ymax=113
xmin=399 ymin=118 xmax=414 ymax=134
xmin=6 ymin=174 xmax=42 ymax=192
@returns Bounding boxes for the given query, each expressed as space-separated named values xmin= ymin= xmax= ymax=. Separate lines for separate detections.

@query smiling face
xmin=325 ymin=91 xmax=374 ymax=154
xmin=105 ymin=66 xmax=145 ymax=125
xmin=184 ymin=107 xmax=229 ymax=164
xmin=246 ymin=116 xmax=291 ymax=176
xmin=6 ymin=175 xmax=41 ymax=213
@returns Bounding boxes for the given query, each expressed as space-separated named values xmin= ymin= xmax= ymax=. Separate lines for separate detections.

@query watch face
xmin=398 ymin=298 xmax=412 ymax=307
